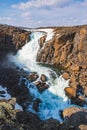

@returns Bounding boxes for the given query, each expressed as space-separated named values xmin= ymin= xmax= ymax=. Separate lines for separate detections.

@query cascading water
xmin=9 ymin=29 xmax=71 ymax=122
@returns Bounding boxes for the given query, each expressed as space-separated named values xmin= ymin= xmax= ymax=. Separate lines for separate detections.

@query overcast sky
xmin=0 ymin=0 xmax=87 ymax=27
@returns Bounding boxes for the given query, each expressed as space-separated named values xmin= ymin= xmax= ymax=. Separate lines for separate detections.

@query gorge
xmin=0 ymin=24 xmax=87 ymax=130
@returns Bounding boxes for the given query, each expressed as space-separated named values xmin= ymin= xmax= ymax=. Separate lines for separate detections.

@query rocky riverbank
xmin=0 ymin=98 xmax=87 ymax=130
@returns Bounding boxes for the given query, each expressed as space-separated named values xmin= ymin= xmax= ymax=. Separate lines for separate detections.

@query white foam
xmin=37 ymin=28 xmax=54 ymax=41
xmin=0 ymin=85 xmax=11 ymax=99
xmin=15 ymin=103 xmax=23 ymax=111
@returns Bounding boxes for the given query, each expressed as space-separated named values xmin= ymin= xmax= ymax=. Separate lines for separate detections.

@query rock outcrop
xmin=0 ymin=24 xmax=30 ymax=60
xmin=60 ymin=106 xmax=87 ymax=130
xmin=0 ymin=67 xmax=33 ymax=109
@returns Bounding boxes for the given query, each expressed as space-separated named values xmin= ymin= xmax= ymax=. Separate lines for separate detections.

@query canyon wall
xmin=38 ymin=25 xmax=87 ymax=103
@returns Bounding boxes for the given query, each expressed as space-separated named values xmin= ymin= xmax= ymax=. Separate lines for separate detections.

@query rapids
xmin=8 ymin=29 xmax=71 ymax=122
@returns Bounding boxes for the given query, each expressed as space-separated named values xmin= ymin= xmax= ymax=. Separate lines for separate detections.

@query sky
xmin=0 ymin=0 xmax=87 ymax=27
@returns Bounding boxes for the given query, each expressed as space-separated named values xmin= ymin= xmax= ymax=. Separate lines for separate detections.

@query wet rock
xmin=33 ymin=98 xmax=42 ymax=112
xmin=71 ymin=95 xmax=86 ymax=106
xmin=35 ymin=81 xmax=49 ymax=92
xmin=34 ymin=81 xmax=41 ymax=86
xmin=62 ymin=72 xmax=70 ymax=80
xmin=0 ymin=90 xmax=5 ymax=94
xmin=27 ymin=72 xmax=39 ymax=82
xmin=48 ymin=70 xmax=57 ymax=79
xmin=64 ymin=87 xmax=76 ymax=98
xmin=40 ymin=74 xmax=47 ymax=82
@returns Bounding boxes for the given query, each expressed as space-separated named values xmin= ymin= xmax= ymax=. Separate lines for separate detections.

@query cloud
xmin=81 ymin=0 xmax=87 ymax=6
xmin=21 ymin=12 xmax=31 ymax=17
xmin=1 ymin=0 xmax=86 ymax=27
xmin=12 ymin=0 xmax=72 ymax=10
xmin=0 ymin=17 xmax=11 ymax=21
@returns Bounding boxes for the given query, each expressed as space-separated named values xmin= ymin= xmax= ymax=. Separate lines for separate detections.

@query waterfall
xmin=8 ymin=29 xmax=71 ymax=122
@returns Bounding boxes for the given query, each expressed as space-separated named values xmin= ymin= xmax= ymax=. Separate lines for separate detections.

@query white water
xmin=8 ymin=29 xmax=71 ymax=122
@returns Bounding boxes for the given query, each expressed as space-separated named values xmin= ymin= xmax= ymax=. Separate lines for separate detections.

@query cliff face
xmin=37 ymin=25 xmax=87 ymax=102
xmin=0 ymin=24 xmax=30 ymax=60
xmin=37 ymin=26 xmax=87 ymax=66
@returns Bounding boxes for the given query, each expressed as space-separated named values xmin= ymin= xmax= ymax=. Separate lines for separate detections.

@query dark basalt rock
xmin=39 ymin=118 xmax=60 ymax=130
xmin=0 ymin=99 xmax=41 ymax=130
xmin=33 ymin=98 xmax=42 ymax=112
xmin=34 ymin=81 xmax=49 ymax=92
xmin=0 ymin=67 xmax=32 ymax=109
xmin=27 ymin=72 xmax=39 ymax=82
xmin=40 ymin=74 xmax=47 ymax=82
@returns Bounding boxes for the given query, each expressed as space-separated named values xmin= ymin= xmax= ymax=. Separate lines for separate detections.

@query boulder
xmin=79 ymin=125 xmax=87 ymax=130
xmin=64 ymin=87 xmax=76 ymax=98
xmin=40 ymin=74 xmax=47 ymax=82
xmin=62 ymin=72 xmax=70 ymax=80
xmin=27 ymin=72 xmax=39 ymax=82
xmin=63 ymin=106 xmax=87 ymax=118
xmin=34 ymin=81 xmax=41 ymax=86
xmin=35 ymin=81 xmax=49 ymax=92
xmin=63 ymin=107 xmax=87 ymax=130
